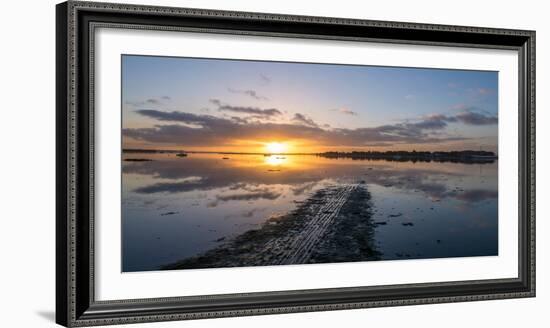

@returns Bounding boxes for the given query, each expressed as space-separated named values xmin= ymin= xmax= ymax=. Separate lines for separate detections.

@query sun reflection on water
xmin=264 ymin=155 xmax=288 ymax=166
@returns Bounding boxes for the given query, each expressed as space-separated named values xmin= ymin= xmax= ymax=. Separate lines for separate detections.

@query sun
xmin=265 ymin=142 xmax=287 ymax=154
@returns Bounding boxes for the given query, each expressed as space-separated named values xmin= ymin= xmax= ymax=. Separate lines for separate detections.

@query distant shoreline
xmin=317 ymin=150 xmax=497 ymax=164
xmin=122 ymin=148 xmax=497 ymax=164
xmin=122 ymin=148 xmax=314 ymax=155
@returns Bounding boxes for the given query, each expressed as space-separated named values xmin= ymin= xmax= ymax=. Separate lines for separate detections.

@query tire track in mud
xmin=268 ymin=185 xmax=357 ymax=264
xmin=162 ymin=184 xmax=372 ymax=269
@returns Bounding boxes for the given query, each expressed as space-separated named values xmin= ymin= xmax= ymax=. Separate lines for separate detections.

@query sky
xmin=122 ymin=55 xmax=498 ymax=153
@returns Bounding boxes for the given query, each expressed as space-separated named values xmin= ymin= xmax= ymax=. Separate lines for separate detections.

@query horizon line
xmin=122 ymin=148 xmax=498 ymax=156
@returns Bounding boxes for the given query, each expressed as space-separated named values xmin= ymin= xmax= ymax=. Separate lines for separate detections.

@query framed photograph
xmin=56 ymin=1 xmax=535 ymax=326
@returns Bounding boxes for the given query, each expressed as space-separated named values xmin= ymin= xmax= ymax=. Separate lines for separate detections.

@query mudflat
xmin=162 ymin=184 xmax=379 ymax=270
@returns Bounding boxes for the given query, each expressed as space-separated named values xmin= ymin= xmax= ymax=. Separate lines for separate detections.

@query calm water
xmin=122 ymin=153 xmax=498 ymax=272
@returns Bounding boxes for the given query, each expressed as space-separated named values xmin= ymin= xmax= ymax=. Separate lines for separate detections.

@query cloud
xmin=134 ymin=180 xmax=206 ymax=194
xmin=455 ymin=189 xmax=498 ymax=202
xmin=126 ymin=157 xmax=497 ymax=206
xmin=125 ymin=109 xmax=470 ymax=147
xmin=332 ymin=107 xmax=358 ymax=116
xmin=455 ymin=111 xmax=498 ymax=125
xmin=126 ymin=96 xmax=171 ymax=107
xmin=451 ymin=104 xmax=495 ymax=116
xmin=209 ymin=99 xmax=221 ymax=106
xmin=208 ymin=190 xmax=281 ymax=208
xmin=208 ymin=186 xmax=282 ymax=207
xmin=260 ymin=74 xmax=271 ymax=84
xmin=409 ymin=110 xmax=497 ymax=130
xmin=216 ymin=191 xmax=281 ymax=202
xmin=210 ymin=99 xmax=282 ymax=117
xmin=125 ymin=157 xmax=334 ymax=195
xmin=127 ymin=102 xmax=496 ymax=149
xmin=291 ymin=182 xmax=319 ymax=196
xmin=229 ymin=116 xmax=250 ymax=124
xmin=135 ymin=109 xmax=229 ymax=126
xmin=411 ymin=114 xmax=454 ymax=130
xmin=228 ymin=88 xmax=268 ymax=100
xmin=292 ymin=113 xmax=319 ymax=127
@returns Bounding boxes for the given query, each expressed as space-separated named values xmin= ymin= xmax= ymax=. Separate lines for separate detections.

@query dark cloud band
xmin=227 ymin=88 xmax=269 ymax=100
xmin=125 ymin=109 xmax=482 ymax=147
xmin=210 ymin=99 xmax=281 ymax=117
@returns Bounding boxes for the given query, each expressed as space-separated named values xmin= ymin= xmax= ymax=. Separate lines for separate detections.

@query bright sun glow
xmin=265 ymin=142 xmax=287 ymax=154
xmin=265 ymin=155 xmax=287 ymax=166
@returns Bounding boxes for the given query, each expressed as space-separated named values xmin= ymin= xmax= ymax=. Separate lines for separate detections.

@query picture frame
xmin=56 ymin=1 xmax=535 ymax=326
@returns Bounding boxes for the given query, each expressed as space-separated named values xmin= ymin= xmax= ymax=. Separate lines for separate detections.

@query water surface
xmin=122 ymin=153 xmax=497 ymax=272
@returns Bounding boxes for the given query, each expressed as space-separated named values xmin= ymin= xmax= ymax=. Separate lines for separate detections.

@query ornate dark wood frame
xmin=56 ymin=1 xmax=536 ymax=326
